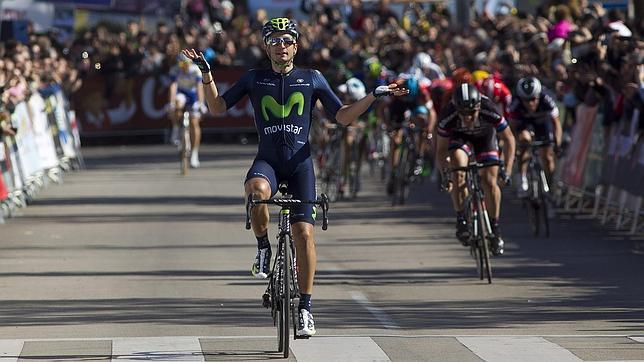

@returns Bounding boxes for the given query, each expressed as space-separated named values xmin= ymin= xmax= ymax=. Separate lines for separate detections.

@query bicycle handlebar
xmin=245 ymin=193 xmax=330 ymax=231
xmin=447 ymin=159 xmax=503 ymax=173
xmin=519 ymin=140 xmax=553 ymax=149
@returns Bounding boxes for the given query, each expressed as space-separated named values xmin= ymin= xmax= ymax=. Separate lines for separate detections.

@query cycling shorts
xmin=516 ymin=119 xmax=554 ymax=143
xmin=176 ymin=89 xmax=198 ymax=110
xmin=448 ymin=127 xmax=500 ymax=162
xmin=245 ymin=153 xmax=317 ymax=225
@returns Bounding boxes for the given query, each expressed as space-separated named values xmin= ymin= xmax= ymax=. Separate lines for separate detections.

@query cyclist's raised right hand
xmin=182 ymin=48 xmax=210 ymax=73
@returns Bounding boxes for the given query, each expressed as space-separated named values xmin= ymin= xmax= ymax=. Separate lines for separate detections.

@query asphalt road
xmin=0 ymin=144 xmax=642 ymax=361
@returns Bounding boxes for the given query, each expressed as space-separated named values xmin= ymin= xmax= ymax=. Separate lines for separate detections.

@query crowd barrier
xmin=0 ymin=89 xmax=84 ymax=223
xmin=556 ymin=102 xmax=643 ymax=235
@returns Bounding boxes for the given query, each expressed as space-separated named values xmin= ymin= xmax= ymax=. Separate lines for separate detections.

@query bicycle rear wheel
xmin=476 ymin=196 xmax=492 ymax=284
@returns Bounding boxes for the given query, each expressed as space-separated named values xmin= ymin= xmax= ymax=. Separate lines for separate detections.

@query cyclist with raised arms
xmin=182 ymin=17 xmax=408 ymax=337
xmin=436 ymin=84 xmax=516 ymax=256
xmin=509 ymin=77 xmax=562 ymax=198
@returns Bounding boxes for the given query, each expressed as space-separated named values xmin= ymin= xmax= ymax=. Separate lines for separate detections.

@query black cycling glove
xmin=193 ymin=54 xmax=211 ymax=73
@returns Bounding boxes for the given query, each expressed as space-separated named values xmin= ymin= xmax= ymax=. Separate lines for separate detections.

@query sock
xmin=456 ymin=210 xmax=465 ymax=220
xmin=299 ymin=293 xmax=311 ymax=312
xmin=490 ymin=218 xmax=499 ymax=229
xmin=256 ymin=233 xmax=270 ymax=250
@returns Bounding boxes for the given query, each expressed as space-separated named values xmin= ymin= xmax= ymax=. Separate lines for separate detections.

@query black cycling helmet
xmin=452 ymin=83 xmax=481 ymax=112
xmin=261 ymin=17 xmax=299 ymax=44
xmin=516 ymin=76 xmax=542 ymax=100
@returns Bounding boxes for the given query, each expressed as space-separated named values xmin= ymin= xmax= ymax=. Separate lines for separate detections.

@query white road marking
xmin=457 ymin=336 xmax=583 ymax=362
xmin=0 ymin=340 xmax=22 ymax=361
xmin=290 ymin=337 xmax=390 ymax=362
xmin=111 ymin=337 xmax=204 ymax=362
xmin=630 ymin=337 xmax=644 ymax=343
xmin=350 ymin=290 xmax=400 ymax=329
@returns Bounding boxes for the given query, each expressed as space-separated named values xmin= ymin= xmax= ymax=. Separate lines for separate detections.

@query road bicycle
xmin=343 ymin=123 xmax=366 ymax=199
xmin=520 ymin=140 xmax=553 ymax=237
xmin=366 ymin=122 xmax=390 ymax=182
xmin=245 ymin=185 xmax=329 ymax=358
xmin=448 ymin=160 xmax=503 ymax=284
xmin=391 ymin=121 xmax=423 ymax=205
xmin=317 ymin=123 xmax=343 ymax=202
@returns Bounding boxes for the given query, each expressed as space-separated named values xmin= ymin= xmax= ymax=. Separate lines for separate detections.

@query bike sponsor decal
xmin=263 ymin=124 xmax=303 ymax=135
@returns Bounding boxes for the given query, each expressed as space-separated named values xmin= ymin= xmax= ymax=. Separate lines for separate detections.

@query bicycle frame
xmin=245 ymin=191 xmax=329 ymax=357
xmin=449 ymin=160 xmax=500 ymax=284
xmin=392 ymin=121 xmax=422 ymax=205
xmin=522 ymin=140 xmax=553 ymax=237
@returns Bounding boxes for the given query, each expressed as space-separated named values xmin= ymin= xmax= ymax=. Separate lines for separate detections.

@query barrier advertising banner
xmin=29 ymin=94 xmax=59 ymax=169
xmin=0 ymin=141 xmax=9 ymax=200
xmin=52 ymin=93 xmax=78 ymax=158
xmin=72 ymin=68 xmax=255 ymax=136
xmin=560 ymin=104 xmax=598 ymax=188
xmin=12 ymin=102 xmax=42 ymax=179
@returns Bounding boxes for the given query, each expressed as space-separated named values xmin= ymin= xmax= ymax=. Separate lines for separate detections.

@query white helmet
xmin=346 ymin=77 xmax=366 ymax=101
xmin=413 ymin=52 xmax=432 ymax=70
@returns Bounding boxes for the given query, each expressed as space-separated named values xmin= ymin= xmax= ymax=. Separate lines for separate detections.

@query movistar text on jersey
xmin=264 ymin=124 xmax=303 ymax=135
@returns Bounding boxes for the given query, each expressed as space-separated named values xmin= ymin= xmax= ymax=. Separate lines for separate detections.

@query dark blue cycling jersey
xmin=222 ymin=67 xmax=343 ymax=224
xmin=508 ymin=93 xmax=559 ymax=141
xmin=222 ymin=67 xmax=343 ymax=157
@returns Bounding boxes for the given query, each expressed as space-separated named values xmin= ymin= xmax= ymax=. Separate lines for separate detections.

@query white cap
xmin=346 ymin=77 xmax=366 ymax=101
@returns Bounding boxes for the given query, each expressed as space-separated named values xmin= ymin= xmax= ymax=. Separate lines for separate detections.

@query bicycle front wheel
xmin=538 ymin=170 xmax=550 ymax=237
xmin=280 ymin=236 xmax=290 ymax=358
xmin=527 ymin=169 xmax=540 ymax=236
xmin=392 ymin=147 xmax=410 ymax=205
xmin=476 ymin=195 xmax=492 ymax=284
xmin=180 ymin=128 xmax=190 ymax=176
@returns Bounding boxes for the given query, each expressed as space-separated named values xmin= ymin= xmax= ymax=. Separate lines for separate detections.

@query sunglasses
xmin=267 ymin=37 xmax=296 ymax=46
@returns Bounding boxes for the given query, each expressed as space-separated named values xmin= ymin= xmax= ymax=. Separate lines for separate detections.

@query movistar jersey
xmin=222 ymin=67 xmax=343 ymax=225
xmin=222 ymin=68 xmax=343 ymax=159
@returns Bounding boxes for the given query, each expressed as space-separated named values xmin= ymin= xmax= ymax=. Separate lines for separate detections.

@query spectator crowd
xmin=1 ymin=0 xmax=642 ymax=141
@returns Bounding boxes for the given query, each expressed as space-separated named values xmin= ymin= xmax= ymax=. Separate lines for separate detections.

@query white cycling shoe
xmin=190 ymin=150 xmax=200 ymax=168
xmin=297 ymin=309 xmax=316 ymax=336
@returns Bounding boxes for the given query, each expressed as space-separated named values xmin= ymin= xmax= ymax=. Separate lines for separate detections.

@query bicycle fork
xmin=473 ymin=191 xmax=494 ymax=239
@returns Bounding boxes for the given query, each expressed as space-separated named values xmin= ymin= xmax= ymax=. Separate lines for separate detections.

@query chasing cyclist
xmin=509 ymin=76 xmax=562 ymax=199
xmin=167 ymin=53 xmax=208 ymax=168
xmin=436 ymin=84 xmax=516 ymax=256
xmin=386 ymin=71 xmax=435 ymax=194
xmin=182 ymin=17 xmax=408 ymax=337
